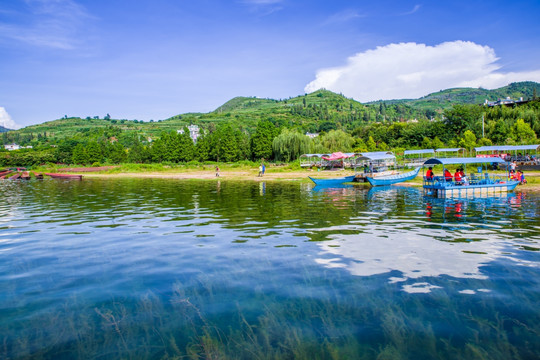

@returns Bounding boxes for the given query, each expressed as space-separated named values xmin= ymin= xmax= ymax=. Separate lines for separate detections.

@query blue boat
xmin=366 ymin=167 xmax=420 ymax=186
xmin=422 ymin=157 xmax=519 ymax=198
xmin=308 ymin=175 xmax=356 ymax=186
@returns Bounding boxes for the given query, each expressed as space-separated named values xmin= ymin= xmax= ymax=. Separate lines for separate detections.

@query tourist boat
xmin=308 ymin=175 xmax=356 ymax=186
xmin=9 ymin=173 xmax=21 ymax=180
xmin=44 ymin=173 xmax=83 ymax=180
xmin=366 ymin=167 xmax=420 ymax=186
xmin=20 ymin=171 xmax=31 ymax=180
xmin=422 ymin=157 xmax=519 ymax=198
xmin=0 ymin=170 xmax=13 ymax=178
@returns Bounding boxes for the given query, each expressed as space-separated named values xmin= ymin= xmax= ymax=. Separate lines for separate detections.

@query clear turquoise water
xmin=0 ymin=179 xmax=539 ymax=359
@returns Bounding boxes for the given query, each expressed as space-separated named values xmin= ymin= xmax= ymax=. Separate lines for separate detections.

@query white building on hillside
xmin=4 ymin=144 xmax=20 ymax=151
xmin=177 ymin=124 xmax=201 ymax=143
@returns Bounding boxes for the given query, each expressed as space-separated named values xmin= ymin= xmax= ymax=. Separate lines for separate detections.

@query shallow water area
xmin=0 ymin=178 xmax=539 ymax=359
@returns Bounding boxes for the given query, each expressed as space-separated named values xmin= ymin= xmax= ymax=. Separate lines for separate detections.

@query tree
xmin=272 ymin=129 xmax=310 ymax=162
xmin=177 ymin=127 xmax=195 ymax=161
xmin=320 ymin=130 xmax=355 ymax=152
xmin=366 ymin=136 xmax=376 ymax=151
xmin=107 ymin=142 xmax=127 ymax=163
xmin=513 ymin=119 xmax=537 ymax=144
xmin=477 ymin=137 xmax=493 ymax=146
xmin=55 ymin=139 xmax=78 ymax=164
xmin=86 ymin=141 xmax=103 ymax=164
xmin=149 ymin=138 xmax=166 ymax=163
xmin=443 ymin=105 xmax=482 ymax=138
xmin=251 ymin=120 xmax=277 ymax=160
xmin=128 ymin=138 xmax=147 ymax=163
xmin=164 ymin=132 xmax=182 ymax=162
xmin=353 ymin=138 xmax=367 ymax=152
xmin=195 ymin=134 xmax=211 ymax=162
xmin=459 ymin=130 xmax=477 ymax=155
xmin=431 ymin=137 xmax=444 ymax=150
xmin=72 ymin=144 xmax=88 ymax=165
xmin=210 ymin=124 xmax=240 ymax=162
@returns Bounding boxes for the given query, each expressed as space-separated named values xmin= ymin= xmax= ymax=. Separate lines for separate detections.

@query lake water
xmin=1 ymin=178 xmax=539 ymax=359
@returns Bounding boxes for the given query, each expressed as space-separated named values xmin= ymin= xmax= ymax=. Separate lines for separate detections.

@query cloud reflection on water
xmin=313 ymin=190 xmax=537 ymax=293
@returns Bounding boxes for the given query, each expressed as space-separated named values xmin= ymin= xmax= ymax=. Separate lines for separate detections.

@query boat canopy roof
xmin=322 ymin=152 xmax=354 ymax=161
xmin=356 ymin=151 xmax=396 ymax=162
xmin=435 ymin=148 xmax=465 ymax=153
xmin=423 ymin=157 xmax=506 ymax=165
xmin=404 ymin=149 xmax=434 ymax=155
xmin=475 ymin=145 xmax=540 ymax=152
xmin=300 ymin=153 xmax=329 ymax=158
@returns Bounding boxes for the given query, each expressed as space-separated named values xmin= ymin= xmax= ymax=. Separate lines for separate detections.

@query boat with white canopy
xmin=422 ymin=157 xmax=519 ymax=198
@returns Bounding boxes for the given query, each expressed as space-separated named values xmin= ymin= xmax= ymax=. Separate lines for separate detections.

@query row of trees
xmin=1 ymin=101 xmax=539 ymax=167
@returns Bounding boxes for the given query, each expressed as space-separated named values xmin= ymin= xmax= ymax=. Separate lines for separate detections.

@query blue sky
xmin=1 ymin=0 xmax=539 ymax=129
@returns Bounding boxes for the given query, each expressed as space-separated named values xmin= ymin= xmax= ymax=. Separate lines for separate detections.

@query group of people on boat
xmin=425 ymin=167 xmax=468 ymax=185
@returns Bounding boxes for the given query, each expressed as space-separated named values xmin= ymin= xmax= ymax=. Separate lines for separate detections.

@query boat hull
xmin=423 ymin=181 xmax=519 ymax=198
xmin=366 ymin=168 xmax=420 ymax=186
xmin=44 ymin=173 xmax=83 ymax=180
xmin=308 ymin=175 xmax=356 ymax=186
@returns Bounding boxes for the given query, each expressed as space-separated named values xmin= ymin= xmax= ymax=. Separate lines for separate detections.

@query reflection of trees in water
xmin=1 ymin=181 xmax=540 ymax=359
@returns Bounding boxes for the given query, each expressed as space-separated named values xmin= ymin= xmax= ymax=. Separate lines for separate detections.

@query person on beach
xmin=513 ymin=170 xmax=527 ymax=185
xmin=262 ymin=163 xmax=265 ymax=175
xmin=215 ymin=166 xmax=220 ymax=177
xmin=258 ymin=164 xmax=263 ymax=177
xmin=519 ymin=170 xmax=527 ymax=184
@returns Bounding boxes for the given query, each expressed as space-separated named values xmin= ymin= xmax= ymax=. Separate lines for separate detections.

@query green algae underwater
xmin=0 ymin=178 xmax=539 ymax=359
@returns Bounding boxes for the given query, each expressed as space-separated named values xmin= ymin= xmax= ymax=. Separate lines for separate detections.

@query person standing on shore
xmin=215 ymin=166 xmax=220 ymax=177
xmin=258 ymin=164 xmax=263 ymax=177
xmin=262 ymin=163 xmax=266 ymax=176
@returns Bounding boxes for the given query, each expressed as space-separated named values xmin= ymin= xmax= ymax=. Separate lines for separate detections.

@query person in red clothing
xmin=454 ymin=168 xmax=462 ymax=183
xmin=426 ymin=167 xmax=434 ymax=180
xmin=444 ymin=168 xmax=452 ymax=182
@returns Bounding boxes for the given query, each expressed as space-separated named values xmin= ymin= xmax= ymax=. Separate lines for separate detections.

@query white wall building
xmin=4 ymin=144 xmax=20 ymax=151
xmin=177 ymin=124 xmax=200 ymax=143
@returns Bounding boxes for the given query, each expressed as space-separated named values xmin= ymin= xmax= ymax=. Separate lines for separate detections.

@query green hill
xmin=368 ymin=81 xmax=540 ymax=112
xmin=3 ymin=82 xmax=539 ymax=148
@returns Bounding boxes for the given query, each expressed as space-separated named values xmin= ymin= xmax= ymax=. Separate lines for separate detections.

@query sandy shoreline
xmin=78 ymin=169 xmax=540 ymax=191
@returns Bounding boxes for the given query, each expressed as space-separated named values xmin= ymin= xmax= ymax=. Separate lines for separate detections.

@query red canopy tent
xmin=322 ymin=152 xmax=352 ymax=161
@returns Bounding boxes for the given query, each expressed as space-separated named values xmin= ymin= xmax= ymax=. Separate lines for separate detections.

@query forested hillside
xmin=1 ymin=82 xmax=539 ymax=167
xmin=368 ymin=81 xmax=540 ymax=113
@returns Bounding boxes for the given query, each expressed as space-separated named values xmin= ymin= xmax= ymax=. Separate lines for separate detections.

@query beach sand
xmin=79 ymin=169 xmax=540 ymax=191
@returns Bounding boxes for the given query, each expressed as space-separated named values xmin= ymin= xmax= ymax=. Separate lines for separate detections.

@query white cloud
xmin=0 ymin=107 xmax=20 ymax=130
xmin=304 ymin=41 xmax=540 ymax=102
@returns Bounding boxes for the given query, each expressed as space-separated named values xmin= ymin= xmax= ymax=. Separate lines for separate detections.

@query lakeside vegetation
xmin=1 ymin=82 xmax=539 ymax=168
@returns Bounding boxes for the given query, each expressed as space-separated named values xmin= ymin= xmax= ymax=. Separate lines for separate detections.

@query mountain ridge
xmin=366 ymin=81 xmax=540 ymax=111
xmin=4 ymin=81 xmax=539 ymax=143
